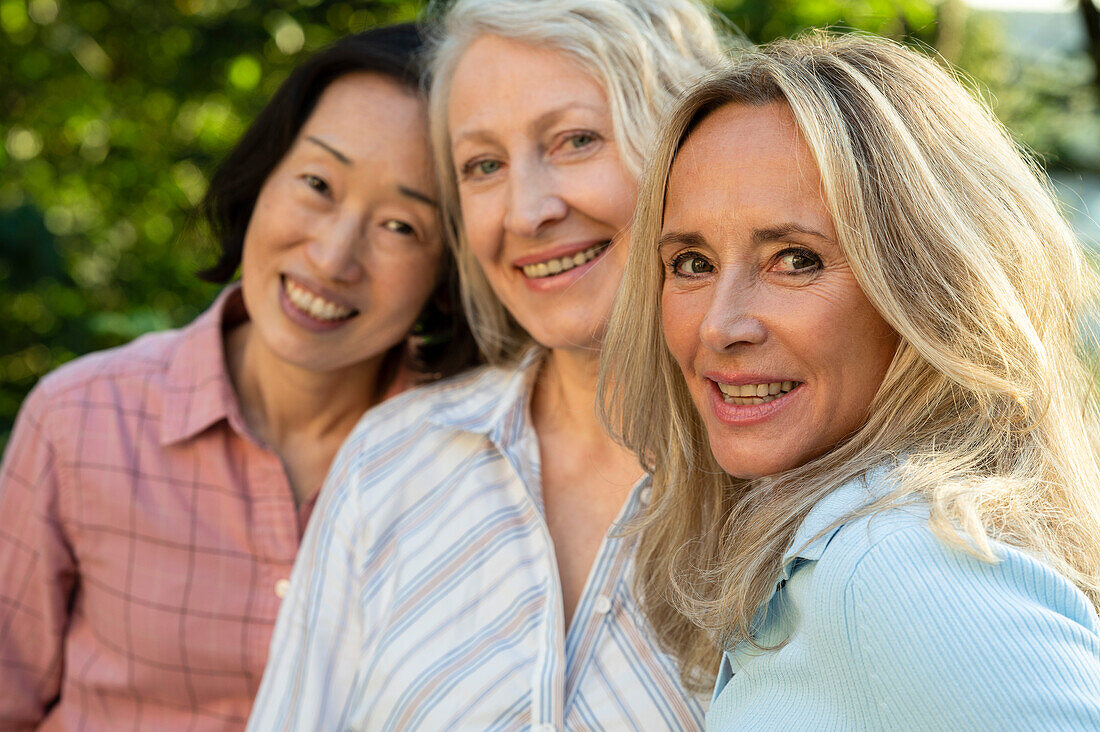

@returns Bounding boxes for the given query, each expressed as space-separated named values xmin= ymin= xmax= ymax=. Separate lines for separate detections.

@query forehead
xmin=304 ymin=72 xmax=426 ymax=137
xmin=664 ymin=102 xmax=828 ymax=229
xmin=447 ymin=34 xmax=609 ymax=138
xmin=295 ymin=72 xmax=434 ymax=184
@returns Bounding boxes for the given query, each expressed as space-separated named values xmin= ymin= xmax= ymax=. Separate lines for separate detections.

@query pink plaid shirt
xmin=0 ymin=285 xmax=371 ymax=730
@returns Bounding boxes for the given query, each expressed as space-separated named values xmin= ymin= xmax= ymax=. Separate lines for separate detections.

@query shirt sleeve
xmin=247 ymin=446 xmax=366 ymax=730
xmin=0 ymin=385 xmax=77 ymax=728
xmin=844 ymin=525 xmax=1100 ymax=730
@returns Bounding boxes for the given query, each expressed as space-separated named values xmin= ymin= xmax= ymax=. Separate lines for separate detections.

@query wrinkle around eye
xmin=457 ymin=156 xmax=505 ymax=183
xmin=772 ymin=248 xmax=823 ymax=274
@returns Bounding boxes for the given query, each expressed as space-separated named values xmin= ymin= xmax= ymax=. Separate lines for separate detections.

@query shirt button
xmin=274 ymin=578 xmax=291 ymax=598
xmin=593 ymin=594 xmax=613 ymax=615
xmin=533 ymin=725 xmax=557 ymax=732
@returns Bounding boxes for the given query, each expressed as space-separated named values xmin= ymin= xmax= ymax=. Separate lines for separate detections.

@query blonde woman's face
xmin=659 ymin=102 xmax=897 ymax=479
xmin=447 ymin=35 xmax=637 ymax=353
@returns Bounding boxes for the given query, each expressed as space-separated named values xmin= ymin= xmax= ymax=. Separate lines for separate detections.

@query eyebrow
xmin=306 ymin=136 xmax=436 ymax=208
xmin=658 ymin=223 xmax=833 ymax=250
xmin=306 ymin=136 xmax=351 ymax=165
xmin=399 ymin=186 xmax=437 ymax=208
xmin=658 ymin=231 xmax=706 ymax=249
xmin=752 ymin=223 xmax=833 ymax=244
xmin=451 ymin=102 xmax=608 ymax=148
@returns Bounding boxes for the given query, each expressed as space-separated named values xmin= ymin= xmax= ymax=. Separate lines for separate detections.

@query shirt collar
xmin=778 ymin=464 xmax=894 ymax=579
xmin=159 ymin=284 xmax=248 ymax=446
xmin=424 ymin=347 xmax=544 ymax=449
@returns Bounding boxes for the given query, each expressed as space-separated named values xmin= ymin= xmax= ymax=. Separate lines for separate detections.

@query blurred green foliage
xmin=1 ymin=0 xmax=420 ymax=447
xmin=1 ymin=0 xmax=1097 ymax=448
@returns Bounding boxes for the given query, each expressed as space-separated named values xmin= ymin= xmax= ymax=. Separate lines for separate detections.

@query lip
xmin=513 ymin=239 xmax=613 ymax=291
xmin=512 ymin=240 xmax=607 ymax=267
xmin=278 ymin=273 xmax=359 ymax=333
xmin=703 ymin=372 xmax=803 ymax=426
xmin=703 ymin=371 xmax=797 ymax=387
xmin=283 ymin=273 xmax=357 ymax=312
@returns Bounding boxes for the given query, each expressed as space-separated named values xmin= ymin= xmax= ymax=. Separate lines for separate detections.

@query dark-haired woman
xmin=0 ymin=24 xmax=475 ymax=729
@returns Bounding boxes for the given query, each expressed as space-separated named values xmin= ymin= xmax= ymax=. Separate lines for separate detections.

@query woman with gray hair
xmin=248 ymin=1 xmax=728 ymax=729
xmin=601 ymin=32 xmax=1100 ymax=728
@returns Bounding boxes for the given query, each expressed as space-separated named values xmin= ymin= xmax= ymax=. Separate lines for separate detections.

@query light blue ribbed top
xmin=708 ymin=470 xmax=1100 ymax=730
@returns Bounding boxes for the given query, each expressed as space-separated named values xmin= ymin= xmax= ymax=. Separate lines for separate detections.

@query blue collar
xmin=778 ymin=465 xmax=897 ymax=580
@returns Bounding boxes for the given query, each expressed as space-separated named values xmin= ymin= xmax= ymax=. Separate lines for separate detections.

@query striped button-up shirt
xmin=249 ymin=351 xmax=707 ymax=730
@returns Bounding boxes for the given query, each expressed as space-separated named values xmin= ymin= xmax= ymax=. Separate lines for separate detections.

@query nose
xmin=503 ymin=159 xmax=567 ymax=238
xmin=698 ymin=276 xmax=767 ymax=352
xmin=305 ymin=214 xmax=366 ymax=283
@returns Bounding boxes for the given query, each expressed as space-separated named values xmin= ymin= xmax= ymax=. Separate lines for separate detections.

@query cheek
xmin=389 ymin=248 xmax=444 ymax=311
xmin=811 ymin=292 xmax=897 ymax=421
xmin=575 ymin=163 xmax=637 ymax=230
xmin=661 ymin=287 xmax=702 ymax=369
xmin=457 ymin=192 xmax=500 ymax=263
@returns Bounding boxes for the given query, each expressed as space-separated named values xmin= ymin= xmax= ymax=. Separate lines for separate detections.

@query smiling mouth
xmin=716 ymin=380 xmax=801 ymax=405
xmin=282 ymin=275 xmax=357 ymax=322
xmin=519 ymin=240 xmax=610 ymax=279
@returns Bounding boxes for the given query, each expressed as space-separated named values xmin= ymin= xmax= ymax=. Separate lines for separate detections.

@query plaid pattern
xmin=0 ymin=286 xmax=314 ymax=730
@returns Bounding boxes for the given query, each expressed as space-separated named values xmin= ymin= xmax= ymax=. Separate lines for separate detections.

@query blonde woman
xmin=601 ymin=33 xmax=1100 ymax=728
xmin=249 ymin=1 xmax=728 ymax=729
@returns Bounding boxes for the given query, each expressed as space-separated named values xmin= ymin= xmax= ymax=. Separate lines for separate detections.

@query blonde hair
xmin=600 ymin=32 xmax=1100 ymax=691
xmin=425 ymin=0 xmax=730 ymax=363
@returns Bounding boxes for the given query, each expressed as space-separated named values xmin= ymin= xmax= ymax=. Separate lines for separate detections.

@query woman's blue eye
xmin=673 ymin=253 xmax=713 ymax=276
xmin=570 ymin=133 xmax=595 ymax=148
xmin=464 ymin=159 xmax=502 ymax=177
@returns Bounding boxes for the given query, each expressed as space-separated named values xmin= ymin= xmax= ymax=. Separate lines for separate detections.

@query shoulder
xmin=819 ymin=505 xmax=1098 ymax=633
xmin=313 ymin=362 xmax=528 ymax=549
xmin=20 ymin=327 xmax=186 ymax=424
xmin=341 ymin=362 xmax=518 ymax=450
xmin=802 ymin=503 xmax=1100 ymax=726
xmin=326 ymin=362 xmax=521 ymax=488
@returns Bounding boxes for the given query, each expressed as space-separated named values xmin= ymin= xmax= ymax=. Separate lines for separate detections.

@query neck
xmin=225 ymin=322 xmax=385 ymax=450
xmin=533 ymin=346 xmax=609 ymax=443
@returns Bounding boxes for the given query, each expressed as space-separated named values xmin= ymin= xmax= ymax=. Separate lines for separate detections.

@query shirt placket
xmin=241 ymin=439 xmax=300 ymax=669
xmin=562 ymin=506 xmax=634 ymax=725
xmin=500 ymin=429 xmax=566 ymax=731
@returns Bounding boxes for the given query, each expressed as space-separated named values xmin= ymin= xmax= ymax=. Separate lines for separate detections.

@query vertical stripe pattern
xmin=249 ymin=353 xmax=707 ymax=731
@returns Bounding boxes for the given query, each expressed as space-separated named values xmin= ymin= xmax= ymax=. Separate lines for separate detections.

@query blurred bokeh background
xmin=2 ymin=0 xmax=1099 ymax=448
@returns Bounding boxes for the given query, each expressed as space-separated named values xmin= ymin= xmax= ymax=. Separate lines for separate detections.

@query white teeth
xmin=716 ymin=381 xmax=798 ymax=405
xmin=283 ymin=278 xmax=353 ymax=321
xmin=521 ymin=241 xmax=609 ymax=279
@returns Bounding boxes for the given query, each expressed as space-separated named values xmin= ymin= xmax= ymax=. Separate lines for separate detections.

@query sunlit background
xmin=2 ymin=0 xmax=1099 ymax=447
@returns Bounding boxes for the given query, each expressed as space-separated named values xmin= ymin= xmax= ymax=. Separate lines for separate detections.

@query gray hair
xmin=425 ymin=0 xmax=731 ymax=363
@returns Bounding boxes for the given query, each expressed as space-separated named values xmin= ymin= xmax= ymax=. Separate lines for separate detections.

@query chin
xmin=525 ymin=321 xmax=605 ymax=353
xmin=711 ymin=446 xmax=798 ymax=481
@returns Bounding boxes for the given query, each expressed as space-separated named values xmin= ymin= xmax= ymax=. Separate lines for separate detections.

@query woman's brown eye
xmin=303 ymin=174 xmax=330 ymax=195
xmin=674 ymin=254 xmax=713 ymax=276
xmin=777 ymin=250 xmax=821 ymax=272
xmin=383 ymin=220 xmax=414 ymax=236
